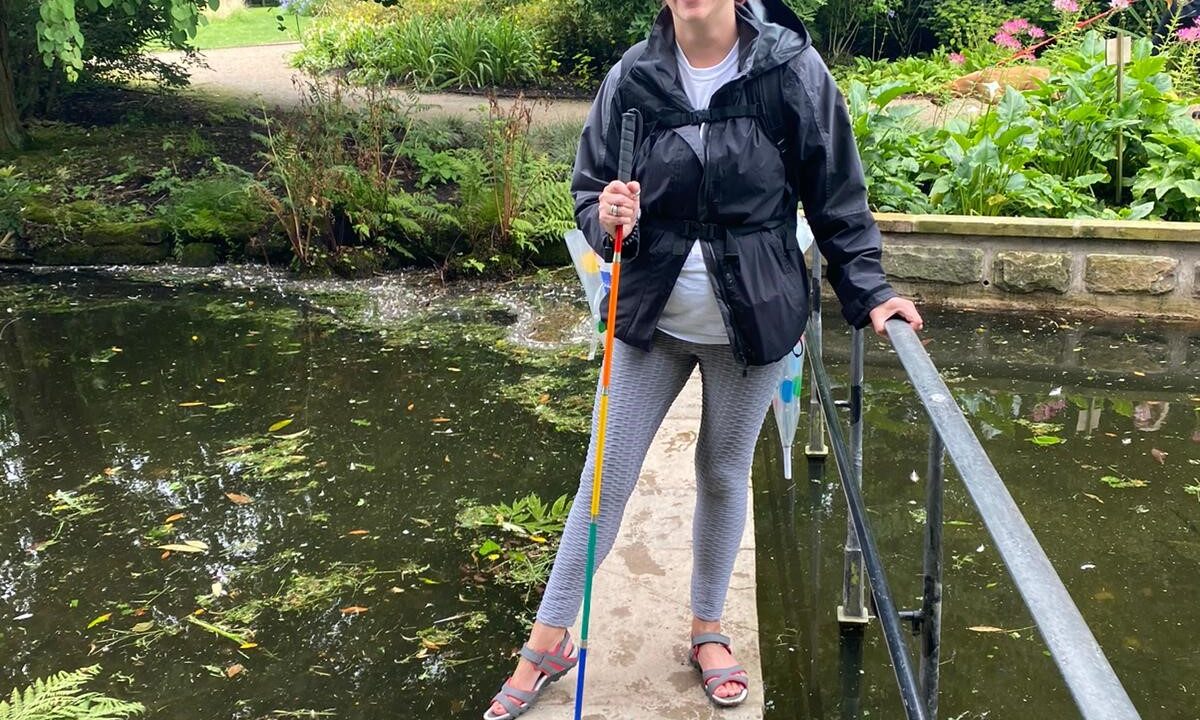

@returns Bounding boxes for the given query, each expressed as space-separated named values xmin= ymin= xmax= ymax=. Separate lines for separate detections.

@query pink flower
xmin=1179 ymin=25 xmax=1200 ymax=43
xmin=1053 ymin=0 xmax=1080 ymax=12
xmin=993 ymin=31 xmax=1023 ymax=50
xmin=949 ymin=52 xmax=966 ymax=65
xmin=1110 ymin=0 xmax=1131 ymax=10
xmin=1001 ymin=17 xmax=1031 ymax=33
xmin=1028 ymin=26 xmax=1046 ymax=39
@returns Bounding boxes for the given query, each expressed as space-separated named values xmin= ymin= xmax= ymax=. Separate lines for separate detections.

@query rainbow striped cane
xmin=573 ymin=109 xmax=640 ymax=720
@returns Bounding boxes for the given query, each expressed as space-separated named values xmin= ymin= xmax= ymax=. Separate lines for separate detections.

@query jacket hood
xmin=641 ymin=0 xmax=812 ymax=81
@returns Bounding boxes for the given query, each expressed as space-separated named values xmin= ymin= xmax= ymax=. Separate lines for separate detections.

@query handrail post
xmin=839 ymin=327 xmax=870 ymax=625
xmin=920 ymin=429 xmax=946 ymax=719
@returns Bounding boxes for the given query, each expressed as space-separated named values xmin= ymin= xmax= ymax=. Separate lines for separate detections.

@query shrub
xmin=160 ymin=167 xmax=271 ymax=249
xmin=294 ymin=3 xmax=544 ymax=89
xmin=0 ymin=166 xmax=46 ymax=242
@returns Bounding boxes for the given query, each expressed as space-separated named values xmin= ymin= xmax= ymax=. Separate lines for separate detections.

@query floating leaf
xmin=210 ymin=402 xmax=237 ymax=411
xmin=347 ymin=529 xmax=369 ymax=536
xmin=165 ymin=513 xmax=185 ymax=523
xmin=407 ymin=403 xmax=415 ymax=411
xmin=268 ymin=418 xmax=294 ymax=432
xmin=240 ymin=642 xmax=258 ymax=649
xmin=1082 ymin=493 xmax=1104 ymax=504
xmin=178 ymin=401 xmax=206 ymax=408
xmin=87 ymin=613 xmax=112 ymax=629
xmin=967 ymin=625 xmax=1006 ymax=633
xmin=431 ymin=418 xmax=451 ymax=423
xmin=351 ymin=419 xmax=372 ymax=427
xmin=225 ymin=492 xmax=253 ymax=505
xmin=1100 ymin=475 xmax=1148 ymax=489
xmin=132 ymin=621 xmax=155 ymax=633
xmin=341 ymin=606 xmax=368 ymax=615
xmin=1028 ymin=435 xmax=1065 ymax=446
xmin=1150 ymin=448 xmax=1167 ymax=464
xmin=157 ymin=541 xmax=208 ymax=554
xmin=225 ymin=663 xmax=244 ymax=678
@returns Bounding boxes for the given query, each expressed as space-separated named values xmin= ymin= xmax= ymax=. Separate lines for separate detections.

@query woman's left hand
xmin=868 ymin=296 xmax=923 ymax=337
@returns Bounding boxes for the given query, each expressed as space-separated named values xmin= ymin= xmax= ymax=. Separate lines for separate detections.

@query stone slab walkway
xmin=156 ymin=43 xmax=594 ymax=126
xmin=531 ymin=371 xmax=764 ymax=720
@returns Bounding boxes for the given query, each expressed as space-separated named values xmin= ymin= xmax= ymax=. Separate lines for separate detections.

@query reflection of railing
xmin=802 ymin=246 xmax=1142 ymax=720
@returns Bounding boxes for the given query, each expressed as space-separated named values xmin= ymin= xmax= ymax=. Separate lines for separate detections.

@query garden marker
xmin=574 ymin=108 xmax=639 ymax=720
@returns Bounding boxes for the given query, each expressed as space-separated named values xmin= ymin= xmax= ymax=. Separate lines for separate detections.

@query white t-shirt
xmin=656 ymin=41 xmax=740 ymax=345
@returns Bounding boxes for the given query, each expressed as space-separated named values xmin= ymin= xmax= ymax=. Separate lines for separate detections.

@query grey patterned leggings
xmin=536 ymin=331 xmax=783 ymax=627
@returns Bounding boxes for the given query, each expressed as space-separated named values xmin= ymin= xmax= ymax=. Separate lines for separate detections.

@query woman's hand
xmin=598 ymin=180 xmax=641 ymax=239
xmin=868 ymin=296 xmax=923 ymax=337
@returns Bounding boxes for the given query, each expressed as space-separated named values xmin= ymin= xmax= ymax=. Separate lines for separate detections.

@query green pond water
xmin=1 ymin=269 xmax=1196 ymax=720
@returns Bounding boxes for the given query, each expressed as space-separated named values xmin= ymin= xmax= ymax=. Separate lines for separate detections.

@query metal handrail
xmin=803 ymin=248 xmax=1140 ymax=719
xmin=884 ymin=319 xmax=1140 ymax=720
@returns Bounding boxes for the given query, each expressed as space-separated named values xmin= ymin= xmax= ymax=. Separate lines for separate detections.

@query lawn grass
xmin=190 ymin=7 xmax=302 ymax=49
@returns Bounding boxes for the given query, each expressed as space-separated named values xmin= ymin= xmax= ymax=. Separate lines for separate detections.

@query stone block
xmin=178 ymin=242 xmax=220 ymax=267
xmin=32 ymin=243 xmax=170 ymax=266
xmin=992 ymin=251 xmax=1070 ymax=293
xmin=1084 ymin=254 xmax=1178 ymax=295
xmin=81 ymin=220 xmax=168 ymax=247
xmin=883 ymin=245 xmax=983 ymax=284
xmin=1194 ymin=262 xmax=1200 ymax=300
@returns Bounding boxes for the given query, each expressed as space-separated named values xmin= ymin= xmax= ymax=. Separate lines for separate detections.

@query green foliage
xmin=253 ymin=76 xmax=457 ymax=269
xmin=0 ymin=167 xmax=45 ymax=240
xmin=0 ymin=665 xmax=143 ymax=720
xmin=159 ymin=165 xmax=270 ymax=246
xmin=848 ymin=31 xmax=1200 ymax=220
xmin=411 ymin=97 xmax=574 ymax=274
xmin=458 ymin=492 xmax=571 ymax=599
xmin=1132 ymin=113 xmax=1200 ymax=221
xmin=929 ymin=0 xmax=1008 ymax=50
xmin=294 ymin=2 xmax=543 ymax=89
xmin=845 ymin=81 xmax=932 ymax=212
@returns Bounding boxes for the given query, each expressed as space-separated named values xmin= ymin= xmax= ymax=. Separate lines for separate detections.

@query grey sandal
xmin=690 ymin=632 xmax=750 ymax=708
xmin=483 ymin=630 xmax=578 ymax=720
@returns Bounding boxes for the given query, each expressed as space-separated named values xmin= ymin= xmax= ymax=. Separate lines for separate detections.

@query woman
xmin=485 ymin=0 xmax=922 ymax=716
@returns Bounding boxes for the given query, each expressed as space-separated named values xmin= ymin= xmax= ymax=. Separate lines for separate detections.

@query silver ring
xmin=610 ymin=204 xmax=620 ymax=217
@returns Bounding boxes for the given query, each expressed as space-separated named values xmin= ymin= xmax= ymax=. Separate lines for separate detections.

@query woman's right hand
xmin=597 ymin=180 xmax=641 ymax=239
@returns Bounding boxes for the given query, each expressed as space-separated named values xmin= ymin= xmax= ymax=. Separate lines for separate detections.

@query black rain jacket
xmin=571 ymin=0 xmax=896 ymax=366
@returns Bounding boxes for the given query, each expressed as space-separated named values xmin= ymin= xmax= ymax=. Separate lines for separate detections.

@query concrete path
xmin=158 ymin=43 xmax=593 ymax=126
xmin=532 ymin=372 xmax=764 ymax=720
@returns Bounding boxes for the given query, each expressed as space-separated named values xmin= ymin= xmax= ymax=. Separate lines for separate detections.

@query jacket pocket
xmin=721 ymin=230 xmax=809 ymax=365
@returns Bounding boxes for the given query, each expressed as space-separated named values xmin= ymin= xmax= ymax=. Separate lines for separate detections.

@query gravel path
xmin=159 ymin=43 xmax=594 ymax=127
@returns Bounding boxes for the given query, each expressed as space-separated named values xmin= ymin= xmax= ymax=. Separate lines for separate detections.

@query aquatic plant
xmin=220 ymin=429 xmax=313 ymax=484
xmin=457 ymin=493 xmax=571 ymax=600
xmin=0 ymin=665 xmax=143 ymax=720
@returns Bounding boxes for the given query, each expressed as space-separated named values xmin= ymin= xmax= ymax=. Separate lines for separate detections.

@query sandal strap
xmin=492 ymin=682 xmax=535 ymax=718
xmin=702 ymin=664 xmax=748 ymax=689
xmin=691 ymin=632 xmax=732 ymax=650
xmin=518 ymin=630 xmax=576 ymax=677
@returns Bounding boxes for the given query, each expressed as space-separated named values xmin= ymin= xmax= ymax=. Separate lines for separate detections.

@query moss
xmin=178 ymin=242 xmax=220 ymax=267
xmin=31 ymin=242 xmax=170 ymax=266
xmin=81 ymin=220 xmax=168 ymax=247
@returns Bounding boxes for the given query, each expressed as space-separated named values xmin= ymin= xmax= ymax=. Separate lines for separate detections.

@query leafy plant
xmin=846 ymin=80 xmax=932 ymax=212
xmin=1131 ymin=112 xmax=1200 ymax=221
xmin=457 ymin=492 xmax=572 ymax=599
xmin=0 ymin=665 xmax=143 ymax=720
xmin=0 ymin=166 xmax=45 ymax=241
xmin=160 ymin=166 xmax=270 ymax=247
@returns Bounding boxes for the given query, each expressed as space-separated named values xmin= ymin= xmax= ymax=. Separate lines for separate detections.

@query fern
xmin=0 ymin=665 xmax=143 ymax=720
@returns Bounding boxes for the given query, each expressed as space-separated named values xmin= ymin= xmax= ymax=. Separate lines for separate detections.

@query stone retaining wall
xmin=874 ymin=214 xmax=1200 ymax=320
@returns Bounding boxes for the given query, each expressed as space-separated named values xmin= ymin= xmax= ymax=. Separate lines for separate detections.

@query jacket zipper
xmin=699 ymin=82 xmax=750 ymax=370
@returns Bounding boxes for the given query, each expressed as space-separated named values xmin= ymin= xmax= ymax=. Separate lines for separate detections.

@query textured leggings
xmin=536 ymin=331 xmax=783 ymax=627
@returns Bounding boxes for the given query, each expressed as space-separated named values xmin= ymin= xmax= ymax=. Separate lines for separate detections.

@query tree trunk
xmin=0 ymin=1 xmax=27 ymax=153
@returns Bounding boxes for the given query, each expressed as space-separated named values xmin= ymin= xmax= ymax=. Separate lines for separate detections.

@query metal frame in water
xmin=801 ymin=246 xmax=1142 ymax=720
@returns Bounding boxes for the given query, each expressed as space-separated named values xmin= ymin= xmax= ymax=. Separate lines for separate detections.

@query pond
xmin=755 ymin=312 xmax=1200 ymax=720
xmin=1 ymin=269 xmax=1196 ymax=719
xmin=0 ymin=268 xmax=594 ymax=719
